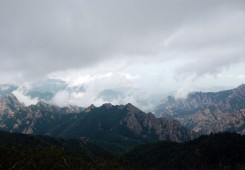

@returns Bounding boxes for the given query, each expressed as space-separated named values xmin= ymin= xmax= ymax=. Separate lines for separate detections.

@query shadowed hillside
xmin=0 ymin=94 xmax=195 ymax=153
xmin=0 ymin=131 xmax=244 ymax=169
xmin=123 ymin=132 xmax=245 ymax=169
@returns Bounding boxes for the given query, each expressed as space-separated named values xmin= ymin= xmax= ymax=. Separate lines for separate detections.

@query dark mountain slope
xmin=0 ymin=130 xmax=110 ymax=158
xmin=0 ymin=131 xmax=243 ymax=169
xmin=55 ymin=103 xmax=194 ymax=141
xmin=123 ymin=132 xmax=245 ymax=169
xmin=50 ymin=103 xmax=195 ymax=152
xmin=0 ymin=130 xmax=118 ymax=169
xmin=0 ymin=95 xmax=195 ymax=153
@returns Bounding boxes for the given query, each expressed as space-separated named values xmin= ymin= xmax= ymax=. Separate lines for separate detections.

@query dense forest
xmin=124 ymin=132 xmax=245 ymax=169
xmin=0 ymin=131 xmax=244 ymax=169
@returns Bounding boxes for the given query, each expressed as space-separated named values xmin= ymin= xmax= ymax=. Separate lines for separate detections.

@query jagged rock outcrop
xmin=31 ymin=100 xmax=83 ymax=114
xmin=54 ymin=102 xmax=195 ymax=143
xmin=0 ymin=94 xmax=25 ymax=119
xmin=154 ymin=84 xmax=245 ymax=134
xmin=0 ymin=94 xmax=195 ymax=148
xmin=0 ymin=94 xmax=83 ymax=133
xmin=122 ymin=104 xmax=194 ymax=141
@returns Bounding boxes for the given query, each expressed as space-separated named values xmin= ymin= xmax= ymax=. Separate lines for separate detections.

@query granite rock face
xmin=0 ymin=94 xmax=194 ymax=144
xmin=0 ymin=93 xmax=84 ymax=133
xmin=122 ymin=104 xmax=195 ymax=142
xmin=155 ymin=84 xmax=245 ymax=134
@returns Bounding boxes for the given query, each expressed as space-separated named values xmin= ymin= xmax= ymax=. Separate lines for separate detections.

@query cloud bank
xmin=0 ymin=1 xmax=244 ymax=79
xmin=0 ymin=0 xmax=245 ymax=109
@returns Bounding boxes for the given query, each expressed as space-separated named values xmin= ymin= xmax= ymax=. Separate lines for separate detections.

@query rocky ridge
xmin=154 ymin=84 xmax=245 ymax=134
xmin=0 ymin=94 xmax=195 ymax=151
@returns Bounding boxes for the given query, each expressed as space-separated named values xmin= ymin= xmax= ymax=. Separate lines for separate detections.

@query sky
xmin=1 ymin=0 xmax=245 ymax=110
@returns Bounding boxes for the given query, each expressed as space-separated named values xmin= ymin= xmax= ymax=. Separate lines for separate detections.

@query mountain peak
xmin=125 ymin=103 xmax=133 ymax=106
xmin=101 ymin=103 xmax=113 ymax=109
xmin=84 ymin=104 xmax=96 ymax=112
xmin=1 ymin=93 xmax=22 ymax=107
xmin=0 ymin=93 xmax=24 ymax=114
xmin=36 ymin=100 xmax=49 ymax=107
xmin=125 ymin=103 xmax=142 ymax=113
xmin=235 ymin=84 xmax=245 ymax=94
xmin=237 ymin=84 xmax=245 ymax=89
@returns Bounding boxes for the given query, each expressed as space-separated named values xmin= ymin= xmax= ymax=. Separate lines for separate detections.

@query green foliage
xmin=0 ymin=144 xmax=92 ymax=169
xmin=123 ymin=132 xmax=245 ymax=169
xmin=0 ymin=131 xmax=244 ymax=169
xmin=0 ymin=130 xmax=116 ymax=169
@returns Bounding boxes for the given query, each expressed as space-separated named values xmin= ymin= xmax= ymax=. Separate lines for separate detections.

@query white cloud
xmin=1 ymin=0 xmax=245 ymax=110
xmin=1 ymin=0 xmax=244 ymax=80
xmin=237 ymin=74 xmax=245 ymax=80
xmin=120 ymin=73 xmax=140 ymax=80
xmin=49 ymin=71 xmax=139 ymax=106
xmin=51 ymin=90 xmax=70 ymax=106
xmin=13 ymin=88 xmax=38 ymax=106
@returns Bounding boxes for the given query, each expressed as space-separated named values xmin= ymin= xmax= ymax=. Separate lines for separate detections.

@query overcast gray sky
xmin=1 ymin=0 xmax=245 ymax=108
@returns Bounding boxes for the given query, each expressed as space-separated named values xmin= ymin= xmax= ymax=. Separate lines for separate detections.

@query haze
xmin=1 ymin=0 xmax=245 ymax=111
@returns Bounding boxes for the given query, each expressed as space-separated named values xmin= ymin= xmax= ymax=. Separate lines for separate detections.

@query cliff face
xmin=0 ymin=93 xmax=25 ymax=116
xmin=53 ymin=103 xmax=194 ymax=143
xmin=122 ymin=104 xmax=195 ymax=142
xmin=0 ymin=94 xmax=84 ymax=134
xmin=0 ymin=94 xmax=194 ymax=146
xmin=155 ymin=84 xmax=245 ymax=134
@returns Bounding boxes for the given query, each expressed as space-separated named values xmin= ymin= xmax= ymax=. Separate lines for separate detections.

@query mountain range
xmin=1 ymin=83 xmax=245 ymax=142
xmin=1 ymin=83 xmax=245 ymax=169
xmin=0 ymin=93 xmax=194 ymax=153
xmin=155 ymin=84 xmax=245 ymax=134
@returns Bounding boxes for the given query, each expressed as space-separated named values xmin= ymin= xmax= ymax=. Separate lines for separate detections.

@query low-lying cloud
xmin=13 ymin=88 xmax=39 ymax=106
